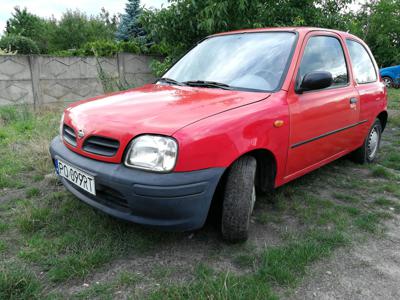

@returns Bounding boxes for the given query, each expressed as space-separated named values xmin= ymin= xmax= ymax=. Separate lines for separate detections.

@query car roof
xmin=209 ymin=26 xmax=361 ymax=41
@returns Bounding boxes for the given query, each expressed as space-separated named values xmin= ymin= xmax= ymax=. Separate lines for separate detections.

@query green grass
xmin=332 ymin=192 xmax=360 ymax=203
xmin=149 ymin=264 xmax=277 ymax=300
xmin=259 ymin=230 xmax=348 ymax=286
xmin=0 ymin=241 xmax=6 ymax=253
xmin=0 ymin=221 xmax=9 ymax=234
xmin=25 ymin=188 xmax=40 ymax=198
xmin=0 ymin=105 xmax=60 ymax=189
xmin=0 ymin=263 xmax=43 ymax=300
xmin=387 ymin=88 xmax=400 ymax=110
xmin=14 ymin=192 xmax=173 ymax=282
xmin=72 ymin=271 xmax=141 ymax=299
xmin=370 ymin=165 xmax=392 ymax=179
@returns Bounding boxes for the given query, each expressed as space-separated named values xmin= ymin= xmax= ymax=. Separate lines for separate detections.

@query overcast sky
xmin=0 ymin=0 xmax=169 ymax=34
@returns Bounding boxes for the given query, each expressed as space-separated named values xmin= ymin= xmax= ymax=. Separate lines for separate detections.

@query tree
xmin=5 ymin=7 xmax=56 ymax=53
xmin=349 ymin=0 xmax=400 ymax=67
xmin=51 ymin=9 xmax=117 ymax=51
xmin=0 ymin=35 xmax=40 ymax=54
xmin=141 ymin=0 xmax=353 ymax=58
xmin=116 ymin=0 xmax=145 ymax=41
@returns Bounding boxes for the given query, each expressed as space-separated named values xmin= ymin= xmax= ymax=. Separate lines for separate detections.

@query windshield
xmin=163 ymin=32 xmax=296 ymax=92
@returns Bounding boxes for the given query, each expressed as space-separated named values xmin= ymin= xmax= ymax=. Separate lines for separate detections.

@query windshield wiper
xmin=183 ymin=80 xmax=233 ymax=90
xmin=157 ymin=77 xmax=185 ymax=86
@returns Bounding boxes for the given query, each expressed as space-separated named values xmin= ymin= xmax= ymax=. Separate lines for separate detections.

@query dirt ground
xmin=289 ymin=216 xmax=400 ymax=300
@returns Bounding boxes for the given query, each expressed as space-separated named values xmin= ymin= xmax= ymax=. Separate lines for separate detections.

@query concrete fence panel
xmin=0 ymin=53 xmax=157 ymax=106
xmin=0 ymin=56 xmax=34 ymax=106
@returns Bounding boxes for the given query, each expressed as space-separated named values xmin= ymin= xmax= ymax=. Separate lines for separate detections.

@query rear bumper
xmin=49 ymin=137 xmax=225 ymax=231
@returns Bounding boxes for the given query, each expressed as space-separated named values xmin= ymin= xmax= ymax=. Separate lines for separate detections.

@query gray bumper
xmin=49 ymin=137 xmax=225 ymax=231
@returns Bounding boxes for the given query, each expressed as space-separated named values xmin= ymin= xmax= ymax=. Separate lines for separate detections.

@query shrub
xmin=150 ymin=57 xmax=174 ymax=77
xmin=119 ymin=40 xmax=142 ymax=54
xmin=51 ymin=39 xmax=156 ymax=57
xmin=82 ymin=40 xmax=120 ymax=56
xmin=0 ymin=35 xmax=40 ymax=54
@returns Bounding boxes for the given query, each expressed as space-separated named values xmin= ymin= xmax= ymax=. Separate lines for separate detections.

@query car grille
xmin=83 ymin=136 xmax=120 ymax=157
xmin=63 ymin=124 xmax=77 ymax=147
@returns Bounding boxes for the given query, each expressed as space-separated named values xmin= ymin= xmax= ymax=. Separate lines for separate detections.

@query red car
xmin=50 ymin=27 xmax=388 ymax=242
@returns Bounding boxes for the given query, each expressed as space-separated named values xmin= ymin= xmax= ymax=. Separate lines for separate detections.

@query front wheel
xmin=221 ymin=156 xmax=257 ymax=242
xmin=351 ymin=119 xmax=382 ymax=164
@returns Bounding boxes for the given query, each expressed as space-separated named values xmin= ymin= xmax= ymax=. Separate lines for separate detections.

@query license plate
xmin=55 ymin=159 xmax=96 ymax=195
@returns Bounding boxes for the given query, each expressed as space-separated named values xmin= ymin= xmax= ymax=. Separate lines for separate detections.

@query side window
xmin=346 ymin=40 xmax=377 ymax=84
xmin=298 ymin=36 xmax=348 ymax=88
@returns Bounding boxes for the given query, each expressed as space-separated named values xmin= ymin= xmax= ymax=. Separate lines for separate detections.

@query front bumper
xmin=50 ymin=137 xmax=225 ymax=231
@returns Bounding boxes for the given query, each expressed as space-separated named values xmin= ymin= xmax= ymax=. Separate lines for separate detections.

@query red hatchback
xmin=50 ymin=27 xmax=387 ymax=242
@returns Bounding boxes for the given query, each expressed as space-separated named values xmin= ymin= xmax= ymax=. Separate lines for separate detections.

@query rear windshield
xmin=163 ymin=32 xmax=297 ymax=92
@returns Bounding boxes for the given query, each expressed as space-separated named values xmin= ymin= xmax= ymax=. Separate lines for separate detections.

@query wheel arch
xmin=381 ymin=74 xmax=393 ymax=80
xmin=208 ymin=148 xmax=277 ymax=224
xmin=377 ymin=111 xmax=388 ymax=132
xmin=218 ymin=148 xmax=277 ymax=194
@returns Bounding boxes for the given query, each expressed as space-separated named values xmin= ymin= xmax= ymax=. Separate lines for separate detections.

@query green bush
xmin=119 ymin=40 xmax=142 ymax=54
xmin=150 ymin=57 xmax=174 ymax=77
xmin=51 ymin=39 xmax=161 ymax=57
xmin=0 ymin=35 xmax=40 ymax=54
xmin=83 ymin=40 xmax=120 ymax=56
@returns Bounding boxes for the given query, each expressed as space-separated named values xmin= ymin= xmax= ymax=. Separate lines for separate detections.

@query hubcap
xmin=383 ymin=78 xmax=392 ymax=88
xmin=367 ymin=127 xmax=379 ymax=159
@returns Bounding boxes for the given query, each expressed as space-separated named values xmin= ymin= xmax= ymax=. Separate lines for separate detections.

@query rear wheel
xmin=351 ymin=119 xmax=382 ymax=164
xmin=382 ymin=76 xmax=393 ymax=88
xmin=221 ymin=156 xmax=257 ymax=242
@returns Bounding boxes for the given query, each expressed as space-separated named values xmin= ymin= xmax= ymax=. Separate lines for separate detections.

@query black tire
xmin=382 ymin=76 xmax=393 ymax=88
xmin=351 ymin=119 xmax=382 ymax=164
xmin=221 ymin=156 xmax=257 ymax=242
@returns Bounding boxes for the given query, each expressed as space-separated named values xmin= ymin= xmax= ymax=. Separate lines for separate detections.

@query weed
xmin=354 ymin=213 xmax=384 ymax=233
xmin=149 ymin=264 xmax=277 ymax=300
xmin=26 ymin=188 xmax=40 ymax=198
xmin=0 ymin=263 xmax=43 ymax=299
xmin=370 ymin=165 xmax=392 ymax=179
xmin=0 ymin=222 xmax=9 ymax=233
xmin=332 ymin=192 xmax=360 ymax=203
xmin=259 ymin=230 xmax=347 ymax=286
xmin=0 ymin=241 xmax=6 ymax=253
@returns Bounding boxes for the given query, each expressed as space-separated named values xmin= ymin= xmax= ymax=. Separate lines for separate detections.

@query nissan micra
xmin=50 ymin=27 xmax=388 ymax=242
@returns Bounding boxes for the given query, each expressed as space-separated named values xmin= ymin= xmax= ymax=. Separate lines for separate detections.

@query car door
xmin=346 ymin=38 xmax=386 ymax=139
xmin=285 ymin=32 xmax=360 ymax=178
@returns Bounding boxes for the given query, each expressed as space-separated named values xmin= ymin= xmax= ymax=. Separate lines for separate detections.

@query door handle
xmin=350 ymin=97 xmax=358 ymax=104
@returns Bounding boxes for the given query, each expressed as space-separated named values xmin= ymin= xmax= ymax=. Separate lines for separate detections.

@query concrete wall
xmin=0 ymin=53 xmax=156 ymax=106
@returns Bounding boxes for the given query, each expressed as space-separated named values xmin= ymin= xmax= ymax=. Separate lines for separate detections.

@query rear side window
xmin=346 ymin=39 xmax=377 ymax=84
xmin=298 ymin=36 xmax=348 ymax=88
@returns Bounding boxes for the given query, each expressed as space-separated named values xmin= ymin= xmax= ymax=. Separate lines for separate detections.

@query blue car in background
xmin=380 ymin=65 xmax=400 ymax=88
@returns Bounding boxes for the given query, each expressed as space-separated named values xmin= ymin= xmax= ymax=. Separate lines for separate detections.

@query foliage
xmin=0 ymin=263 xmax=42 ymax=299
xmin=3 ymin=7 xmax=118 ymax=54
xmin=141 ymin=0 xmax=353 ymax=60
xmin=50 ymin=9 xmax=117 ymax=51
xmin=150 ymin=57 xmax=174 ymax=77
xmin=348 ymin=0 xmax=400 ymax=67
xmin=5 ymin=7 xmax=55 ymax=53
xmin=52 ymin=40 xmax=146 ymax=57
xmin=116 ymin=0 xmax=145 ymax=41
xmin=0 ymin=35 xmax=40 ymax=54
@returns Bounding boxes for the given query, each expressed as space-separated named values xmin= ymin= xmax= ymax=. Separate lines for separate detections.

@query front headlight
xmin=124 ymin=135 xmax=178 ymax=172
xmin=59 ymin=112 xmax=65 ymax=137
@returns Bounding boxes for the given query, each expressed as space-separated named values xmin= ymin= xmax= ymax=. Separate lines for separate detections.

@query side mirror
xmin=297 ymin=71 xmax=333 ymax=93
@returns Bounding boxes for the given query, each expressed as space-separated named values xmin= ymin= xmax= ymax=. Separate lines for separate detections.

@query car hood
xmin=65 ymin=84 xmax=271 ymax=138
